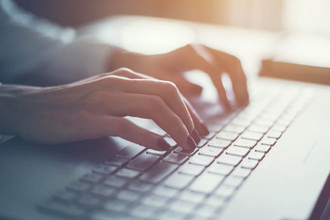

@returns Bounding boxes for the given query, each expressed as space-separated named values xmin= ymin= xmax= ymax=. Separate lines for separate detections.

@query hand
xmin=0 ymin=68 xmax=209 ymax=150
xmin=111 ymin=44 xmax=249 ymax=110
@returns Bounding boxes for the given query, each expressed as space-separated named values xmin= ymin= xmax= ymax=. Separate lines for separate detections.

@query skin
xmin=0 ymin=44 xmax=249 ymax=151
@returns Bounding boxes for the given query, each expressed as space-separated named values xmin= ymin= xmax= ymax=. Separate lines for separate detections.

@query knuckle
xmin=114 ymin=67 xmax=134 ymax=77
xmin=102 ymin=75 xmax=128 ymax=87
xmin=147 ymin=95 xmax=165 ymax=111
xmin=161 ymin=81 xmax=179 ymax=95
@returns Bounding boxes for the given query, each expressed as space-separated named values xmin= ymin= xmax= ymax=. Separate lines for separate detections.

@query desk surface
xmin=78 ymin=15 xmax=281 ymax=78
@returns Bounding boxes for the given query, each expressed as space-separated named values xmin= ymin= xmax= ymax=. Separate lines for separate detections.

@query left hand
xmin=110 ymin=44 xmax=249 ymax=110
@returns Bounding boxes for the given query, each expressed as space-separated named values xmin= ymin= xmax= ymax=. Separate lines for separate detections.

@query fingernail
xmin=157 ymin=138 xmax=171 ymax=151
xmin=190 ymin=129 xmax=201 ymax=144
xmin=186 ymin=135 xmax=197 ymax=150
xmin=200 ymin=123 xmax=210 ymax=136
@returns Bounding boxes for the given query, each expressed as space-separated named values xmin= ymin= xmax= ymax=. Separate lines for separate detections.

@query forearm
xmin=0 ymin=84 xmax=43 ymax=135
xmin=0 ymin=85 xmax=21 ymax=135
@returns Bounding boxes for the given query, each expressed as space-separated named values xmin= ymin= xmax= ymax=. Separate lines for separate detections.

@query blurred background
xmin=14 ymin=0 xmax=330 ymax=35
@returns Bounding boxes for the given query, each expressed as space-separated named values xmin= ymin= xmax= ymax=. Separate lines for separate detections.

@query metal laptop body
xmin=1 ymin=77 xmax=330 ymax=220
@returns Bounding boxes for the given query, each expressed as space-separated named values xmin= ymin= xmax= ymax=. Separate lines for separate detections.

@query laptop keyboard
xmin=38 ymin=83 xmax=313 ymax=220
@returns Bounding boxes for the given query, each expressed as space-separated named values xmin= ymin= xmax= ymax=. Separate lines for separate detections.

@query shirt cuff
xmin=34 ymin=37 xmax=120 ymax=85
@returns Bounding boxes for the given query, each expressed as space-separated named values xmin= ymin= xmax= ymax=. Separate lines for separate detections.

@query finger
xmin=174 ymin=77 xmax=203 ymax=96
xmin=179 ymin=44 xmax=231 ymax=110
xmin=93 ymin=116 xmax=172 ymax=151
xmin=204 ymin=46 xmax=249 ymax=105
xmin=103 ymin=69 xmax=200 ymax=143
xmin=182 ymin=96 xmax=210 ymax=136
xmin=93 ymin=92 xmax=196 ymax=150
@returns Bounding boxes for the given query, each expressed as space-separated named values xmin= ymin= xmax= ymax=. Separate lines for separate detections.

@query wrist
xmin=108 ymin=49 xmax=148 ymax=73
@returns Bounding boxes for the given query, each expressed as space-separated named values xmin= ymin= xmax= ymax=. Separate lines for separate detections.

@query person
xmin=0 ymin=0 xmax=249 ymax=151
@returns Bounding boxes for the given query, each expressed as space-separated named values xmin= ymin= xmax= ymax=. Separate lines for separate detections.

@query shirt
xmin=0 ymin=0 xmax=117 ymax=86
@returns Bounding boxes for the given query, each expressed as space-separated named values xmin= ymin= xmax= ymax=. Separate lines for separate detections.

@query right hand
xmin=2 ymin=68 xmax=209 ymax=151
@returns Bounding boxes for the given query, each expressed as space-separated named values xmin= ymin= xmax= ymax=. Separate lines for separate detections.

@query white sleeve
xmin=0 ymin=0 xmax=118 ymax=85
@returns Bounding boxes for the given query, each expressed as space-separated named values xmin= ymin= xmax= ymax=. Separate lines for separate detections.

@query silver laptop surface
xmin=1 ymin=76 xmax=330 ymax=220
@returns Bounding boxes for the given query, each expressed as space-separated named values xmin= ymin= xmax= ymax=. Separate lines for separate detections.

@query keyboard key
xmin=231 ymin=117 xmax=252 ymax=127
xmin=272 ymin=124 xmax=286 ymax=132
xmin=195 ymin=204 xmax=218 ymax=218
xmin=233 ymin=139 xmax=257 ymax=149
xmin=158 ymin=210 xmax=186 ymax=220
xmin=208 ymin=139 xmax=231 ymax=149
xmin=205 ymin=121 xmax=224 ymax=132
xmin=164 ymin=136 xmax=177 ymax=147
xmin=81 ymin=173 xmax=103 ymax=183
xmin=248 ymin=151 xmax=265 ymax=161
xmin=208 ymin=163 xmax=234 ymax=176
xmin=253 ymin=118 xmax=274 ymax=127
xmin=198 ymin=146 xmax=223 ymax=158
xmin=169 ymin=200 xmax=196 ymax=214
xmin=232 ymin=167 xmax=251 ymax=178
xmin=104 ymin=199 xmax=129 ymax=212
xmin=150 ymin=126 xmax=167 ymax=136
xmin=203 ymin=131 xmax=216 ymax=140
xmin=217 ymin=154 xmax=242 ymax=166
xmin=127 ymin=152 xmax=159 ymax=171
xmin=90 ymin=210 xmax=128 ymax=220
xmin=174 ymin=146 xmax=199 ymax=156
xmin=226 ymin=146 xmax=249 ymax=157
xmin=266 ymin=130 xmax=282 ymax=139
xmin=146 ymin=149 xmax=167 ymax=156
xmin=39 ymin=200 xmax=85 ymax=219
xmin=91 ymin=185 xmax=116 ymax=197
xmin=116 ymin=168 xmax=140 ymax=179
xmin=214 ymin=185 xmax=236 ymax=198
xmin=77 ymin=195 xmax=101 ymax=207
xmin=53 ymin=190 xmax=76 ymax=203
xmin=197 ymin=139 xmax=208 ymax=148
xmin=103 ymin=176 xmax=128 ymax=188
xmin=131 ymin=205 xmax=156 ymax=219
xmin=223 ymin=176 xmax=244 ymax=187
xmin=67 ymin=181 xmax=90 ymax=192
xmin=152 ymin=186 xmax=179 ymax=198
xmin=261 ymin=137 xmax=277 ymax=146
xmin=127 ymin=180 xmax=153 ymax=192
xmin=142 ymin=194 xmax=169 ymax=207
xmin=164 ymin=173 xmax=195 ymax=189
xmin=179 ymin=163 xmax=205 ymax=176
xmin=116 ymin=190 xmax=142 ymax=202
xmin=130 ymin=204 xmax=157 ymax=218
xmin=254 ymin=144 xmax=271 ymax=153
xmin=241 ymin=131 xmax=263 ymax=141
xmin=248 ymin=124 xmax=269 ymax=134
xmin=116 ymin=144 xmax=145 ymax=159
xmin=240 ymin=159 xmax=258 ymax=169
xmin=189 ymin=172 xmax=224 ymax=194
xmin=216 ymin=131 xmax=238 ymax=141
xmin=140 ymin=161 xmax=178 ymax=184
xmin=163 ymin=152 xmax=189 ymax=165
xmin=224 ymin=124 xmax=245 ymax=134
xmin=93 ymin=164 xmax=118 ymax=175
xmin=104 ymin=157 xmax=129 ymax=167
xmin=178 ymin=190 xmax=206 ymax=203
xmin=189 ymin=154 xmax=214 ymax=167
xmin=205 ymin=195 xmax=226 ymax=207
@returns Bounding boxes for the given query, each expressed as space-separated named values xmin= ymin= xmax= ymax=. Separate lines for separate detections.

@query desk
xmin=78 ymin=15 xmax=280 ymax=79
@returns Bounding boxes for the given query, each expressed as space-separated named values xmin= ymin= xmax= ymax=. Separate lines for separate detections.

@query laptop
xmin=1 ymin=74 xmax=330 ymax=220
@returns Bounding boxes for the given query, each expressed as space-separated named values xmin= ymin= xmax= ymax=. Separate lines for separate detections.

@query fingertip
xmin=157 ymin=138 xmax=171 ymax=151
xmin=190 ymin=129 xmax=201 ymax=144
xmin=186 ymin=135 xmax=197 ymax=150
xmin=200 ymin=123 xmax=210 ymax=136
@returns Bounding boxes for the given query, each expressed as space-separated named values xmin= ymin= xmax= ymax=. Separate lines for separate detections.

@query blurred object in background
xmin=14 ymin=0 xmax=330 ymax=34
